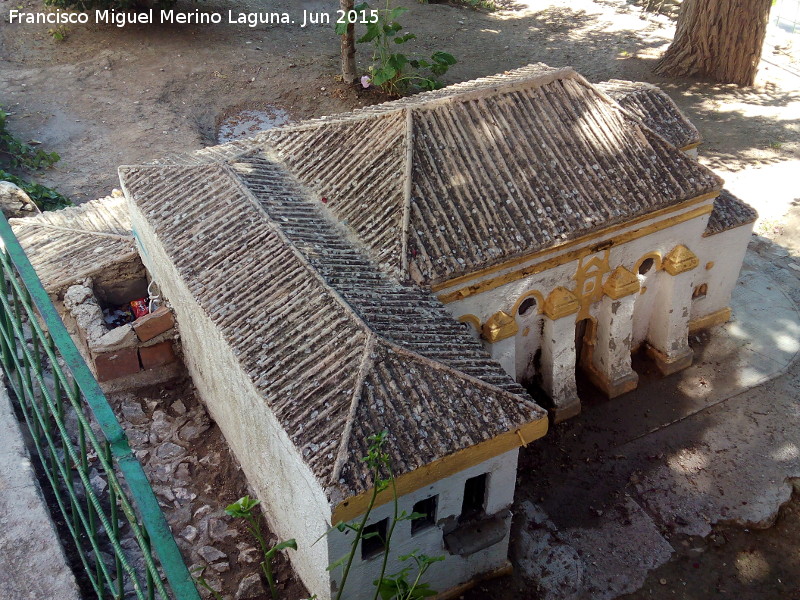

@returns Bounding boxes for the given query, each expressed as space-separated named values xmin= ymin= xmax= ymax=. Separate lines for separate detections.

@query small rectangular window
xmin=460 ymin=473 xmax=487 ymax=521
xmin=361 ymin=518 xmax=388 ymax=560
xmin=411 ymin=496 xmax=438 ymax=534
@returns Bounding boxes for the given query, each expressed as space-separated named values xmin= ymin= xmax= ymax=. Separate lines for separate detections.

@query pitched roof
xmin=256 ymin=64 xmax=722 ymax=286
xmin=119 ymin=156 xmax=545 ymax=503
xmin=596 ymin=79 xmax=702 ymax=150
xmin=704 ymin=189 xmax=758 ymax=236
xmin=9 ymin=195 xmax=137 ymax=293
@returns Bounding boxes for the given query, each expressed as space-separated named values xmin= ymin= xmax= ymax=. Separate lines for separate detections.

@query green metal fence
xmin=0 ymin=214 xmax=200 ymax=600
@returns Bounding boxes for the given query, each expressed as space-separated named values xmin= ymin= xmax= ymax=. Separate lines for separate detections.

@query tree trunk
xmin=654 ymin=0 xmax=773 ymax=86
xmin=340 ymin=0 xmax=357 ymax=83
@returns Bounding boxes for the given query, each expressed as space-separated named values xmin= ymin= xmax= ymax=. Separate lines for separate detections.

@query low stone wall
xmin=62 ymin=281 xmax=178 ymax=383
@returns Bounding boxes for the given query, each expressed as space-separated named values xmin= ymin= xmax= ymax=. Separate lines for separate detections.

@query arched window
xmin=693 ymin=283 xmax=708 ymax=300
xmin=638 ymin=258 xmax=655 ymax=275
xmin=518 ymin=297 xmax=537 ymax=317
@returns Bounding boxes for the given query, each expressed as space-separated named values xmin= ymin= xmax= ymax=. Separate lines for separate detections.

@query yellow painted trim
xmin=680 ymin=141 xmax=702 ymax=152
xmin=705 ymin=261 xmax=715 ymax=270
xmin=664 ymin=244 xmax=699 ymax=276
xmin=689 ymin=307 xmax=731 ymax=333
xmin=457 ymin=314 xmax=482 ymax=332
xmin=603 ymin=266 xmax=640 ymax=300
xmin=331 ymin=417 xmax=549 ymax=524
xmin=481 ymin=311 xmax=519 ymax=343
xmin=511 ymin=290 xmax=545 ymax=317
xmin=438 ymin=204 xmax=714 ymax=304
xmin=543 ymin=287 xmax=580 ymax=320
xmin=634 ymin=252 xmax=662 ymax=275
xmin=433 ymin=562 xmax=513 ymax=600
xmin=431 ymin=191 xmax=718 ymax=294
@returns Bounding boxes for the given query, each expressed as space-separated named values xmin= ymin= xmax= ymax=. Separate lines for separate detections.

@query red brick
xmin=139 ymin=341 xmax=176 ymax=370
xmin=133 ymin=306 xmax=175 ymax=342
xmin=93 ymin=347 xmax=140 ymax=382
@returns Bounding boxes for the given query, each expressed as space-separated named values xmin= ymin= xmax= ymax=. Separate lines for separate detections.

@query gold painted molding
xmin=431 ymin=191 xmax=719 ymax=294
xmin=543 ymin=287 xmax=580 ymax=320
xmin=634 ymin=251 xmax=662 ymax=275
xmin=680 ymin=141 xmax=702 ymax=152
xmin=603 ymin=266 xmax=640 ymax=300
xmin=331 ymin=417 xmax=549 ymax=524
xmin=457 ymin=314 xmax=482 ymax=332
xmin=664 ymin=244 xmax=699 ymax=275
xmin=437 ymin=204 xmax=715 ymax=304
xmin=689 ymin=307 xmax=731 ymax=333
xmin=511 ymin=289 xmax=545 ymax=317
xmin=482 ymin=311 xmax=519 ymax=343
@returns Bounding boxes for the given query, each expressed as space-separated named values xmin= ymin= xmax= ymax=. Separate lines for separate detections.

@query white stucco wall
xmin=691 ymin=225 xmax=754 ymax=320
xmin=127 ymin=201 xmax=335 ymax=598
xmin=442 ymin=204 xmax=713 ymax=381
xmin=327 ymin=450 xmax=519 ymax=600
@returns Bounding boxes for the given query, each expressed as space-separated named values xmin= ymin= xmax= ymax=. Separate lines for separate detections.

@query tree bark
xmin=654 ymin=0 xmax=773 ymax=86
xmin=340 ymin=0 xmax=357 ymax=83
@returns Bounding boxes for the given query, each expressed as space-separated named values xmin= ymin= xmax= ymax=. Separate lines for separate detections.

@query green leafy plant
xmin=191 ymin=566 xmax=224 ymax=600
xmin=0 ymin=109 xmax=59 ymax=170
xmin=336 ymin=2 xmax=457 ymax=97
xmin=0 ymin=107 xmax=70 ymax=211
xmin=324 ymin=432 xmax=444 ymax=600
xmin=225 ymin=495 xmax=297 ymax=600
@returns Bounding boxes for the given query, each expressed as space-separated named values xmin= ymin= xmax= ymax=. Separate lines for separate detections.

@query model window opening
xmin=411 ymin=496 xmax=438 ymax=534
xmin=518 ymin=297 xmax=537 ymax=317
xmin=638 ymin=258 xmax=655 ymax=275
xmin=693 ymin=283 xmax=708 ymax=299
xmin=460 ymin=473 xmax=488 ymax=521
xmin=361 ymin=518 xmax=388 ymax=559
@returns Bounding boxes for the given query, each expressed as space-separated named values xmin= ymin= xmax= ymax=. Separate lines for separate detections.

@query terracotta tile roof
xmin=9 ymin=196 xmax=137 ymax=293
xmin=254 ymin=64 xmax=722 ymax=286
xmin=120 ymin=158 xmax=545 ymax=502
xmin=704 ymin=189 xmax=758 ymax=236
xmin=596 ymin=79 xmax=702 ymax=150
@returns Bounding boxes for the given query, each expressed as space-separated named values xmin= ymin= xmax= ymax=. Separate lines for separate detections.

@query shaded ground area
xmin=1 ymin=0 xmax=797 ymax=201
xmin=622 ymin=490 xmax=800 ymax=599
xmin=106 ymin=378 xmax=307 ymax=599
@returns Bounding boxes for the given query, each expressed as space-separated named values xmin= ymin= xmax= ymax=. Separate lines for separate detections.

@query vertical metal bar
xmin=107 ymin=441 xmax=125 ymax=600
xmin=0 ymin=214 xmax=200 ymax=600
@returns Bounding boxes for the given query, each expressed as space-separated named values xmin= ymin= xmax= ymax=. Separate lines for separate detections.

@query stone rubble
xmin=109 ymin=383 xmax=301 ymax=600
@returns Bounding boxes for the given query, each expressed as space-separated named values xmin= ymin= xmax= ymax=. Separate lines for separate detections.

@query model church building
xmin=119 ymin=64 xmax=756 ymax=599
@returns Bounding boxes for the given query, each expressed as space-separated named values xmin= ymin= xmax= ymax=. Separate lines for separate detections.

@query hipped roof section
xmin=596 ymin=79 xmax=702 ymax=150
xmin=257 ymin=63 xmax=723 ymax=287
xmin=119 ymin=158 xmax=545 ymax=505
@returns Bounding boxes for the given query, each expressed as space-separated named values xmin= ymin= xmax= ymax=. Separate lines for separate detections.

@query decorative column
xmin=481 ymin=311 xmax=518 ymax=379
xmin=646 ymin=245 xmax=698 ymax=375
xmin=589 ymin=266 xmax=640 ymax=398
xmin=540 ymin=287 xmax=580 ymax=422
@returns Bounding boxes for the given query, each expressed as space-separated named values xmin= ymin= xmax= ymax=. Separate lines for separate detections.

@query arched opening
xmin=518 ymin=297 xmax=537 ymax=317
xmin=638 ymin=258 xmax=655 ymax=275
xmin=692 ymin=283 xmax=708 ymax=300
xmin=574 ymin=317 xmax=602 ymax=402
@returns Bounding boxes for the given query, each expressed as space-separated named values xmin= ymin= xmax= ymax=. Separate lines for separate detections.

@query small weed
xmin=191 ymin=566 xmax=224 ymax=600
xmin=48 ymin=25 xmax=68 ymax=41
xmin=324 ymin=431 xmax=444 ymax=600
xmin=225 ymin=495 xmax=297 ymax=600
xmin=337 ymin=2 xmax=457 ymax=97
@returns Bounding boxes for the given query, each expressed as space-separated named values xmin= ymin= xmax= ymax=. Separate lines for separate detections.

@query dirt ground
xmin=2 ymin=0 xmax=799 ymax=598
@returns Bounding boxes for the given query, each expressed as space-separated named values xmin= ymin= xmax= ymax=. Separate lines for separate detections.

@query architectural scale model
xmin=116 ymin=63 xmax=756 ymax=599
